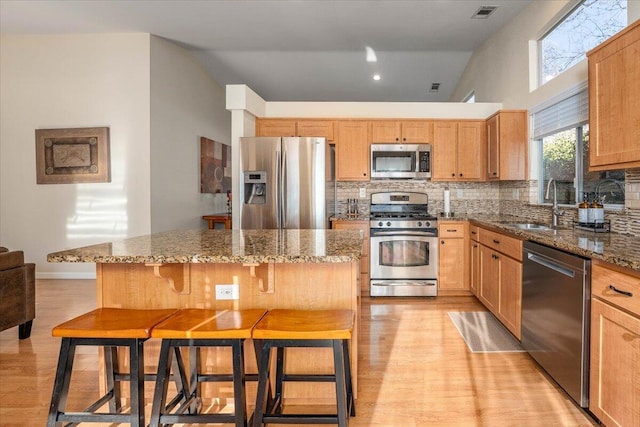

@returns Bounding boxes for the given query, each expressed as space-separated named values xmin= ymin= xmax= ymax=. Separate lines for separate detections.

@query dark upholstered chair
xmin=0 ymin=247 xmax=35 ymax=339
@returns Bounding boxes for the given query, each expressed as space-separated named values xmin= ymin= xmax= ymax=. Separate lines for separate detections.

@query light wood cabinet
xmin=589 ymin=261 xmax=640 ymax=427
xmin=437 ymin=221 xmax=469 ymax=295
xmin=370 ymin=120 xmax=433 ymax=143
xmin=432 ymin=120 xmax=486 ymax=181
xmin=486 ymin=110 xmax=528 ymax=181
xmin=335 ymin=121 xmax=369 ymax=181
xmin=256 ymin=119 xmax=335 ymax=140
xmin=332 ymin=220 xmax=370 ymax=296
xmin=469 ymin=225 xmax=480 ymax=297
xmin=587 ymin=20 xmax=640 ymax=171
xmin=256 ymin=119 xmax=297 ymax=137
xmin=475 ymin=226 xmax=523 ymax=339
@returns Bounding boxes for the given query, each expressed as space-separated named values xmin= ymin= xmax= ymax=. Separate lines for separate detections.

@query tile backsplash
xmin=335 ymin=168 xmax=639 ymax=237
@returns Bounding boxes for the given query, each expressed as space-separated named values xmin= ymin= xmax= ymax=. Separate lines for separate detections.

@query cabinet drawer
xmin=592 ymin=263 xmax=640 ymax=316
xmin=438 ymin=222 xmax=465 ymax=238
xmin=469 ymin=225 xmax=480 ymax=242
xmin=478 ymin=228 xmax=522 ymax=261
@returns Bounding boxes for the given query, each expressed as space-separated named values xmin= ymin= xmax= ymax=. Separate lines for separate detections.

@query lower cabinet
xmin=590 ymin=262 xmax=640 ymax=427
xmin=475 ymin=225 xmax=523 ymax=340
xmin=331 ymin=220 xmax=370 ymax=296
xmin=469 ymin=225 xmax=480 ymax=297
xmin=438 ymin=221 xmax=469 ymax=294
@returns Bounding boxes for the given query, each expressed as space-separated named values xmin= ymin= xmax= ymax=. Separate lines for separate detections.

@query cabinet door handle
xmin=471 ymin=231 xmax=477 ymax=235
xmin=609 ymin=285 xmax=633 ymax=297
xmin=441 ymin=240 xmax=445 ymax=245
xmin=493 ymin=239 xmax=500 ymax=244
xmin=473 ymin=244 xmax=478 ymax=248
xmin=492 ymin=254 xmax=499 ymax=260
xmin=451 ymin=173 xmax=455 ymax=177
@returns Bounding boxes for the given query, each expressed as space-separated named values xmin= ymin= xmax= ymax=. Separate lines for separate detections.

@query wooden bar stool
xmin=251 ymin=309 xmax=355 ymax=427
xmin=149 ymin=308 xmax=267 ymax=427
xmin=47 ymin=307 xmax=185 ymax=427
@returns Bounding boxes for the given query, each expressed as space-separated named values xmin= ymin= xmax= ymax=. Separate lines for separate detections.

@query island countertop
xmin=47 ymin=229 xmax=364 ymax=264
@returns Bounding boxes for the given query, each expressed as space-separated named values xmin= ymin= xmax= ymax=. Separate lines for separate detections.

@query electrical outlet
xmin=512 ymin=189 xmax=519 ymax=199
xmin=457 ymin=189 xmax=464 ymax=198
xmin=359 ymin=187 xmax=366 ymax=198
xmin=215 ymin=284 xmax=239 ymax=300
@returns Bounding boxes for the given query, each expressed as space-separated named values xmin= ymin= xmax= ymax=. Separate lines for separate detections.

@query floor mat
xmin=448 ymin=311 xmax=525 ymax=353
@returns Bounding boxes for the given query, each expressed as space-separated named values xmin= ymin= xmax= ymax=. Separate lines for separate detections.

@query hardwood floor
xmin=0 ymin=280 xmax=597 ymax=426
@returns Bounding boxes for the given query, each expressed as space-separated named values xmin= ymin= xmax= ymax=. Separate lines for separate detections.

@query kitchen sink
xmin=507 ymin=223 xmax=554 ymax=231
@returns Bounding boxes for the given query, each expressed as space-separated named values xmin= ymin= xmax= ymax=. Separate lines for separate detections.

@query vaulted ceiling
xmin=0 ymin=0 xmax=532 ymax=102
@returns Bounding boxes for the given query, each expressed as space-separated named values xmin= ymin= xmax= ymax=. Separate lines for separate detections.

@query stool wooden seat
xmin=251 ymin=309 xmax=355 ymax=427
xmin=149 ymin=308 xmax=267 ymax=427
xmin=47 ymin=308 xmax=184 ymax=427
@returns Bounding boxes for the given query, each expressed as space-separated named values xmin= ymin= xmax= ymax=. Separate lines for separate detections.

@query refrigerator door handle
xmin=281 ymin=147 xmax=287 ymax=228
xmin=276 ymin=149 xmax=282 ymax=228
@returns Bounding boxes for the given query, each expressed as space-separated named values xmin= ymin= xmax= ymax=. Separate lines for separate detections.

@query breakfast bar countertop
xmin=47 ymin=228 xmax=364 ymax=264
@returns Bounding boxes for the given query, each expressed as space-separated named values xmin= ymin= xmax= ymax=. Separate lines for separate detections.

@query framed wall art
xmin=35 ymin=127 xmax=110 ymax=184
xmin=200 ymin=136 xmax=231 ymax=194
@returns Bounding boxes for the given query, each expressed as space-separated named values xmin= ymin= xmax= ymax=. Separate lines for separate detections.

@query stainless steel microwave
xmin=370 ymin=144 xmax=431 ymax=179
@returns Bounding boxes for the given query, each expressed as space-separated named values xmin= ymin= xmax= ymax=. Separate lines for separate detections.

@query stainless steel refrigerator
xmin=239 ymin=137 xmax=329 ymax=229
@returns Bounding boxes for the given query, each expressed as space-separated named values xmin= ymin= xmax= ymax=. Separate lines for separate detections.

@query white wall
xmin=451 ymin=0 xmax=640 ymax=108
xmin=0 ymin=34 xmax=152 ymax=278
xmin=150 ymin=36 xmax=230 ymax=233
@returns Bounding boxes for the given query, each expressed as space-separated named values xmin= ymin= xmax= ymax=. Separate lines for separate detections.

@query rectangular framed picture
xmin=35 ymin=127 xmax=110 ymax=184
xmin=200 ymin=136 xmax=231 ymax=194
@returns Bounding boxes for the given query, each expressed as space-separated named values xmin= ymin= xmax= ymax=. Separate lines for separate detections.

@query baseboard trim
xmin=36 ymin=272 xmax=96 ymax=280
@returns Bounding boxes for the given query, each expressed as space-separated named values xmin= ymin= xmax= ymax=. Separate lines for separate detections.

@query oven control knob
xmin=417 ymin=221 xmax=423 ymax=227
xmin=378 ymin=221 xmax=383 ymax=227
xmin=386 ymin=221 xmax=391 ymax=227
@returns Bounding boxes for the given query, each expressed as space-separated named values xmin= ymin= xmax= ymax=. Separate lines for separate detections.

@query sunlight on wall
xmin=66 ymin=159 xmax=128 ymax=241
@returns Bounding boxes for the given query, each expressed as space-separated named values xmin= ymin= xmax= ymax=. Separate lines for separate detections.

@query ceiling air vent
xmin=429 ymin=83 xmax=441 ymax=93
xmin=472 ymin=5 xmax=498 ymax=19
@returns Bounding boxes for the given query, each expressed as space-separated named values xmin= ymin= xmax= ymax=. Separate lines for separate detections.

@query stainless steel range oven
xmin=369 ymin=192 xmax=438 ymax=297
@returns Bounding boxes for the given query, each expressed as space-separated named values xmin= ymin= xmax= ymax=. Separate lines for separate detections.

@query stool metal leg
xmin=332 ymin=340 xmax=348 ymax=427
xmin=129 ymin=338 xmax=145 ymax=427
xmin=150 ymin=339 xmax=173 ymax=427
xmin=47 ymin=338 xmax=76 ymax=427
xmin=252 ymin=341 xmax=272 ymax=427
xmin=231 ymin=339 xmax=248 ymax=427
xmin=104 ymin=346 xmax=121 ymax=413
xmin=342 ymin=339 xmax=355 ymax=417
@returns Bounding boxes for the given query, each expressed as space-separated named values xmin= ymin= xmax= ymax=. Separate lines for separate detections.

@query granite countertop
xmin=47 ymin=229 xmax=364 ymax=264
xmin=458 ymin=214 xmax=640 ymax=271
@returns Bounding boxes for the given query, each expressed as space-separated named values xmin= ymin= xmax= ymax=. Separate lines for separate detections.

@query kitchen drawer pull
xmin=493 ymin=239 xmax=500 ymax=244
xmin=446 ymin=229 xmax=457 ymax=232
xmin=609 ymin=285 xmax=633 ymax=297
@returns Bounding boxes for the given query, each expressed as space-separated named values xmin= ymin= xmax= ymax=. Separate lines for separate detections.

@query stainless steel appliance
xmin=370 ymin=144 xmax=431 ymax=180
xmin=369 ymin=192 xmax=438 ymax=297
xmin=522 ymin=241 xmax=591 ymax=408
xmin=239 ymin=137 xmax=328 ymax=229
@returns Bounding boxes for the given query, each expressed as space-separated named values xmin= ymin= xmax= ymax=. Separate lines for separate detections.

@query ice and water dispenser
xmin=244 ymin=171 xmax=266 ymax=204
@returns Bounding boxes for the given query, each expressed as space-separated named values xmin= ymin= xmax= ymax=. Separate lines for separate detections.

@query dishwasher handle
xmin=526 ymin=252 xmax=576 ymax=278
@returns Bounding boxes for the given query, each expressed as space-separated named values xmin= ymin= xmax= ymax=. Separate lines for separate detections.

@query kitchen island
xmin=48 ymin=228 xmax=364 ymax=405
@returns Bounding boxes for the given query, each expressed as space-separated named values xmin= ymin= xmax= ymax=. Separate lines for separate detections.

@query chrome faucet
xmin=545 ymin=179 xmax=564 ymax=228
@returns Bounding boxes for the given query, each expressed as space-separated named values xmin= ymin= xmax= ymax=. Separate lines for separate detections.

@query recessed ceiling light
xmin=373 ymin=74 xmax=381 ymax=81
xmin=471 ymin=5 xmax=498 ymax=19
xmin=365 ymin=46 xmax=378 ymax=63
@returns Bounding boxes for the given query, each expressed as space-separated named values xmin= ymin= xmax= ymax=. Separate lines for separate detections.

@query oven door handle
xmin=371 ymin=230 xmax=437 ymax=237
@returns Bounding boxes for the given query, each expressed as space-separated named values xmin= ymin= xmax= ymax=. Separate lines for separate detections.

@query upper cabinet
xmin=335 ymin=121 xmax=369 ymax=181
xmin=486 ymin=110 xmax=528 ymax=181
xmin=587 ymin=20 xmax=640 ymax=171
xmin=256 ymin=119 xmax=335 ymax=141
xmin=370 ymin=120 xmax=433 ymax=143
xmin=432 ymin=120 xmax=486 ymax=181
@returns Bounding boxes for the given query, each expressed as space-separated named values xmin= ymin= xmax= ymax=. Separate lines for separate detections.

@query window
xmin=463 ymin=91 xmax=475 ymax=103
xmin=540 ymin=0 xmax=627 ymax=84
xmin=533 ymin=88 xmax=625 ymax=207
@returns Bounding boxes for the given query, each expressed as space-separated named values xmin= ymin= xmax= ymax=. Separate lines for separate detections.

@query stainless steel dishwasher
xmin=522 ymin=241 xmax=591 ymax=408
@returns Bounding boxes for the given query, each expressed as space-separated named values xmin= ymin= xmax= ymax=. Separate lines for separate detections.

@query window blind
xmin=532 ymin=88 xmax=589 ymax=140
